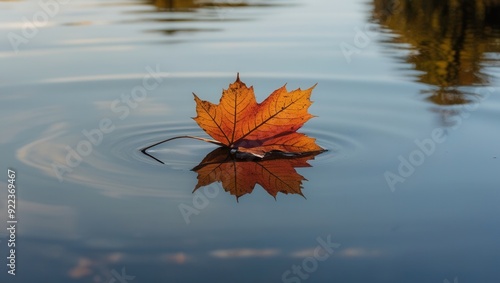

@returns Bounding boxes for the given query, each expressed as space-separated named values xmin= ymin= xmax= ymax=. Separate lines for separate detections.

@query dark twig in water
xmin=140 ymin=136 xmax=224 ymax=164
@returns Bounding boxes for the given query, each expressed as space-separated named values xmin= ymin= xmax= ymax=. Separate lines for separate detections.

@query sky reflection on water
xmin=1 ymin=0 xmax=500 ymax=282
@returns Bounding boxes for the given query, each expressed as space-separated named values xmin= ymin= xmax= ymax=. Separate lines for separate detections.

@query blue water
xmin=1 ymin=0 xmax=500 ymax=282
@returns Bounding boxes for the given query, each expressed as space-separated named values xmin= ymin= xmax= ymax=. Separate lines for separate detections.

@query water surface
xmin=1 ymin=0 xmax=500 ymax=282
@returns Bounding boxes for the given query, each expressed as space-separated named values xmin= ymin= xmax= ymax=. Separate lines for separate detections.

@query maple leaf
xmin=192 ymin=74 xmax=323 ymax=157
xmin=140 ymin=74 xmax=324 ymax=163
xmin=192 ymin=148 xmax=320 ymax=200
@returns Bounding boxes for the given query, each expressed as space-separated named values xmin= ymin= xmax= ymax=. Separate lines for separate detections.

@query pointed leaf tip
xmin=192 ymin=74 xmax=321 ymax=154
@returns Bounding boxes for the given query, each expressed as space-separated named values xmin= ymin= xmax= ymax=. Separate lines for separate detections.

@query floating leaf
xmin=192 ymin=74 xmax=323 ymax=157
xmin=141 ymin=74 xmax=324 ymax=162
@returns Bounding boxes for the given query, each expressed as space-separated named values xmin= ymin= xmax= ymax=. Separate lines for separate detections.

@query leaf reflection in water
xmin=191 ymin=148 xmax=324 ymax=201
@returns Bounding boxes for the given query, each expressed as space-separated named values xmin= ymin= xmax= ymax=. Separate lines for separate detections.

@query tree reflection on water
xmin=371 ymin=0 xmax=500 ymax=106
xmin=141 ymin=0 xmax=278 ymax=11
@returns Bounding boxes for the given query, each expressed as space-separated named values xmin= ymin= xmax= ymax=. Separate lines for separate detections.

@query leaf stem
xmin=140 ymin=136 xmax=225 ymax=164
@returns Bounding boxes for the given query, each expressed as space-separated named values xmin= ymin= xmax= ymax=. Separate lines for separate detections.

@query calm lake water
xmin=1 ymin=0 xmax=500 ymax=282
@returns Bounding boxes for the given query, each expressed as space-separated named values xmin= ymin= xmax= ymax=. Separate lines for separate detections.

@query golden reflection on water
xmin=143 ymin=0 xmax=255 ymax=10
xmin=134 ymin=0 xmax=284 ymax=35
xmin=371 ymin=0 xmax=500 ymax=105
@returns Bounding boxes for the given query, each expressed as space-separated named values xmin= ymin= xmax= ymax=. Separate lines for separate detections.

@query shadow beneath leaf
xmin=191 ymin=148 xmax=324 ymax=201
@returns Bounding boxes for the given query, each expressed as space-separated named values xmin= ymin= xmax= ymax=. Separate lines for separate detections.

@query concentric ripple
xmin=10 ymin=74 xmax=431 ymax=197
xmin=108 ymin=120 xmax=216 ymax=169
xmin=110 ymin=119 xmax=368 ymax=168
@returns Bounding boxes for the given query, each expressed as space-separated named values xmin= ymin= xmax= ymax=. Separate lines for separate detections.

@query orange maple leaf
xmin=192 ymin=74 xmax=323 ymax=157
xmin=141 ymin=74 xmax=324 ymax=163
xmin=192 ymin=148 xmax=320 ymax=200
